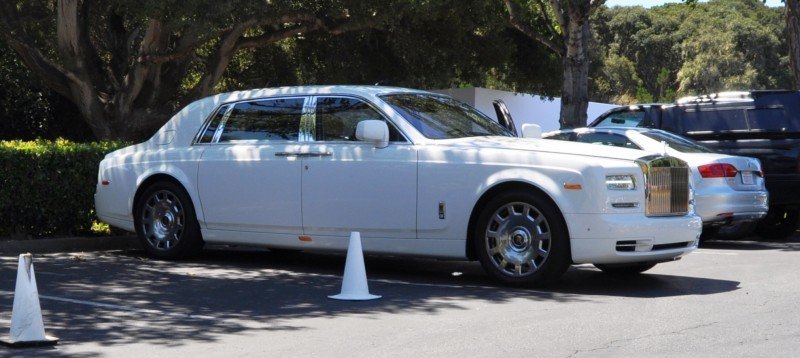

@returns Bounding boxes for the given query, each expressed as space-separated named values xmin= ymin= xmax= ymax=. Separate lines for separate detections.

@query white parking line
xmin=692 ymin=250 xmax=739 ymax=256
xmin=0 ymin=290 xmax=219 ymax=322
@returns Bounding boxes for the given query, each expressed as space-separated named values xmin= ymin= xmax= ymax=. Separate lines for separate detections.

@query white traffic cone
xmin=0 ymin=254 xmax=58 ymax=347
xmin=329 ymin=232 xmax=381 ymax=300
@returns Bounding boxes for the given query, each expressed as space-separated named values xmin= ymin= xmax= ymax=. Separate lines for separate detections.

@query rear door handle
xmin=275 ymin=152 xmax=332 ymax=158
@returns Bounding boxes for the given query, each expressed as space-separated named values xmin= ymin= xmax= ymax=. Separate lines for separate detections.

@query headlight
xmin=606 ymin=175 xmax=636 ymax=190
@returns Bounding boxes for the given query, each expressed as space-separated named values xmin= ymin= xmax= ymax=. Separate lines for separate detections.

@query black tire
xmin=755 ymin=208 xmax=800 ymax=240
xmin=134 ymin=181 xmax=204 ymax=259
xmin=699 ymin=226 xmax=720 ymax=243
xmin=594 ymin=262 xmax=657 ymax=275
xmin=473 ymin=191 xmax=570 ymax=287
xmin=715 ymin=221 xmax=757 ymax=240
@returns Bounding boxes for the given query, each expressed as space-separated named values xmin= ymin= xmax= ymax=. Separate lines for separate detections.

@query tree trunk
xmin=559 ymin=15 xmax=590 ymax=129
xmin=787 ymin=0 xmax=800 ymax=90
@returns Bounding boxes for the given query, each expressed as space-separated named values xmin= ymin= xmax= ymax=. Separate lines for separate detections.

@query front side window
xmin=381 ymin=94 xmax=512 ymax=139
xmin=218 ymin=98 xmax=305 ymax=143
xmin=313 ymin=97 xmax=405 ymax=142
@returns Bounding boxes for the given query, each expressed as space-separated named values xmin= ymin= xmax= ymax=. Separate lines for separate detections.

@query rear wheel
xmin=473 ymin=191 xmax=570 ymax=287
xmin=134 ymin=181 xmax=203 ymax=259
xmin=594 ymin=262 xmax=657 ymax=275
xmin=699 ymin=226 xmax=720 ymax=243
xmin=755 ymin=208 xmax=799 ymax=240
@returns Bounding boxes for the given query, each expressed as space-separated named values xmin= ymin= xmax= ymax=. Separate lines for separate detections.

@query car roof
xmin=214 ymin=85 xmax=432 ymax=100
xmin=552 ymin=127 xmax=654 ymax=134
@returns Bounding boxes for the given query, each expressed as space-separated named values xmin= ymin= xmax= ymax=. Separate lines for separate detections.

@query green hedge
xmin=0 ymin=139 xmax=128 ymax=238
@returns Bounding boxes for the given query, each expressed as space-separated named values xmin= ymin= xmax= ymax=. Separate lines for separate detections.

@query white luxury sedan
xmin=543 ymin=127 xmax=769 ymax=238
xmin=95 ymin=86 xmax=702 ymax=286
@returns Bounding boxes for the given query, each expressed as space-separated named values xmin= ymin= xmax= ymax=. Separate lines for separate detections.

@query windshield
xmin=594 ymin=110 xmax=645 ymax=128
xmin=380 ymin=94 xmax=513 ymax=139
xmin=640 ymin=130 xmax=715 ymax=153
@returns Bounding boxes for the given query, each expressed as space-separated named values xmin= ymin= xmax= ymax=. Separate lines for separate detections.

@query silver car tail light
xmin=637 ymin=156 xmax=691 ymax=217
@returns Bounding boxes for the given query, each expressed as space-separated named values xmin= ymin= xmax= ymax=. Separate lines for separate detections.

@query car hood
xmin=433 ymin=136 xmax=650 ymax=162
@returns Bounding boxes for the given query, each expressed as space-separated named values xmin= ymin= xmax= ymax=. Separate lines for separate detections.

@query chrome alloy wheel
xmin=484 ymin=202 xmax=551 ymax=277
xmin=140 ymin=190 xmax=185 ymax=251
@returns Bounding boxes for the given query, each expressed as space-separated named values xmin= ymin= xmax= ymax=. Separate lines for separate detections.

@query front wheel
xmin=134 ymin=181 xmax=204 ymax=259
xmin=473 ymin=191 xmax=570 ymax=287
xmin=755 ymin=208 xmax=799 ymax=240
xmin=594 ymin=262 xmax=657 ymax=275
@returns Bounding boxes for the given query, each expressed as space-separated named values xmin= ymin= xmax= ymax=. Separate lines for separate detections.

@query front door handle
xmin=275 ymin=152 xmax=332 ymax=158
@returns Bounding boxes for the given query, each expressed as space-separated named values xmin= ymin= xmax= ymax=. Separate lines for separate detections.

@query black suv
xmin=589 ymin=90 xmax=800 ymax=239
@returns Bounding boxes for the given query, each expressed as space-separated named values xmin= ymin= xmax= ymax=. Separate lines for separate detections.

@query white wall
xmin=434 ymin=87 xmax=617 ymax=134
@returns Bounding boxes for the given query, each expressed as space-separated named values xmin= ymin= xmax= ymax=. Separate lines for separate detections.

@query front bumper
xmin=565 ymin=212 xmax=702 ymax=264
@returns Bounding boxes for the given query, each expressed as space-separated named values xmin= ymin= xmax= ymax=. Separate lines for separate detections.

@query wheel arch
xmin=132 ymin=171 xmax=201 ymax=223
xmin=465 ymin=181 xmax=571 ymax=261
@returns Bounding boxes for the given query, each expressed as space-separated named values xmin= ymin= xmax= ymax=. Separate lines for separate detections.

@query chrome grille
xmin=637 ymin=156 xmax=690 ymax=217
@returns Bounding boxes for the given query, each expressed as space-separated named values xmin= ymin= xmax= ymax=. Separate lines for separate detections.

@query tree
xmin=0 ymin=0 xmax=382 ymax=140
xmin=590 ymin=0 xmax=788 ymax=104
xmin=502 ymin=0 xmax=605 ymax=129
xmin=0 ymin=40 xmax=91 ymax=140
xmin=787 ymin=0 xmax=800 ymax=89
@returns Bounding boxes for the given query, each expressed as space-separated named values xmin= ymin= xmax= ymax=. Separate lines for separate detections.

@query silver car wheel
xmin=485 ymin=202 xmax=551 ymax=277
xmin=140 ymin=190 xmax=185 ymax=251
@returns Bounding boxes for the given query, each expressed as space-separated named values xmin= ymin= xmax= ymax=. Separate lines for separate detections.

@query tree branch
xmin=534 ymin=0 xmax=560 ymax=41
xmin=503 ymin=0 xmax=565 ymax=56
xmin=0 ymin=2 xmax=74 ymax=100
xmin=549 ymin=0 xmax=567 ymax=33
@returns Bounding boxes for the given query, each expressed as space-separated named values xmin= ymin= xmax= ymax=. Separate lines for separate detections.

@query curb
xmin=0 ymin=235 xmax=141 ymax=255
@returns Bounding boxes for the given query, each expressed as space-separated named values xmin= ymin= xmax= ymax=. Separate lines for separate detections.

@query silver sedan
xmin=543 ymin=127 xmax=769 ymax=236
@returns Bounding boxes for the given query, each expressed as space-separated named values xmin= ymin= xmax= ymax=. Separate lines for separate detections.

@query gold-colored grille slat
xmin=642 ymin=159 xmax=690 ymax=217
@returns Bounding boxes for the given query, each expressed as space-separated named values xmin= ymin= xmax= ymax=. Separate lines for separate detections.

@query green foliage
xmin=219 ymin=0 xmax=561 ymax=95
xmin=0 ymin=139 xmax=128 ymax=238
xmin=591 ymin=0 xmax=789 ymax=104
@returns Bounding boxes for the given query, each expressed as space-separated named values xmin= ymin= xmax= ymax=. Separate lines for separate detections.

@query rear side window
xmin=640 ymin=131 xmax=714 ymax=153
xmin=543 ymin=132 xmax=575 ymax=141
xmin=197 ymin=105 xmax=228 ymax=143
xmin=575 ymin=132 xmax=640 ymax=149
xmin=594 ymin=110 xmax=644 ymax=128
xmin=746 ymin=108 xmax=794 ymax=132
xmin=681 ymin=108 xmax=747 ymax=133
xmin=313 ymin=97 xmax=405 ymax=142
xmin=219 ymin=98 xmax=305 ymax=142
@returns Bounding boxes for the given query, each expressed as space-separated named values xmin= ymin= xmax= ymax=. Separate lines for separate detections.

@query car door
xmin=197 ymin=97 xmax=307 ymax=236
xmin=300 ymin=96 xmax=417 ymax=240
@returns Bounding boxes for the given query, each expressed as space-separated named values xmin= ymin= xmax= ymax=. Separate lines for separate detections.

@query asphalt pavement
xmin=1 ymin=234 xmax=799 ymax=357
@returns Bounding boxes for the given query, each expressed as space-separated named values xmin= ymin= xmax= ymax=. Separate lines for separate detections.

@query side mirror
xmin=356 ymin=120 xmax=389 ymax=148
xmin=521 ymin=124 xmax=542 ymax=139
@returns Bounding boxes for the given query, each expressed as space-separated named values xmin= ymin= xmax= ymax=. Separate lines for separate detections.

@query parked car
xmin=96 ymin=86 xmax=701 ymax=286
xmin=588 ymin=90 xmax=800 ymax=239
xmin=543 ymin=127 xmax=769 ymax=238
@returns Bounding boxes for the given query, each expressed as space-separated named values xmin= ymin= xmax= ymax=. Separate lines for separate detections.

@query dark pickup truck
xmin=589 ymin=90 xmax=800 ymax=239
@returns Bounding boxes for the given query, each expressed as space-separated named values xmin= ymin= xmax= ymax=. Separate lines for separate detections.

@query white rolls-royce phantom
xmin=95 ymin=86 xmax=702 ymax=286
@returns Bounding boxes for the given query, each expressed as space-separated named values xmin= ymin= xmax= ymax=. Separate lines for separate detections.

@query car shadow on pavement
xmin=0 ymin=248 xmax=739 ymax=354
xmin=700 ymin=232 xmax=800 ymax=251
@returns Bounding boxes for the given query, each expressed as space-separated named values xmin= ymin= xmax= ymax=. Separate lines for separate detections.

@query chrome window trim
xmin=309 ymin=94 xmax=411 ymax=143
xmin=192 ymin=104 xmax=233 ymax=145
xmin=210 ymin=105 xmax=234 ymax=144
